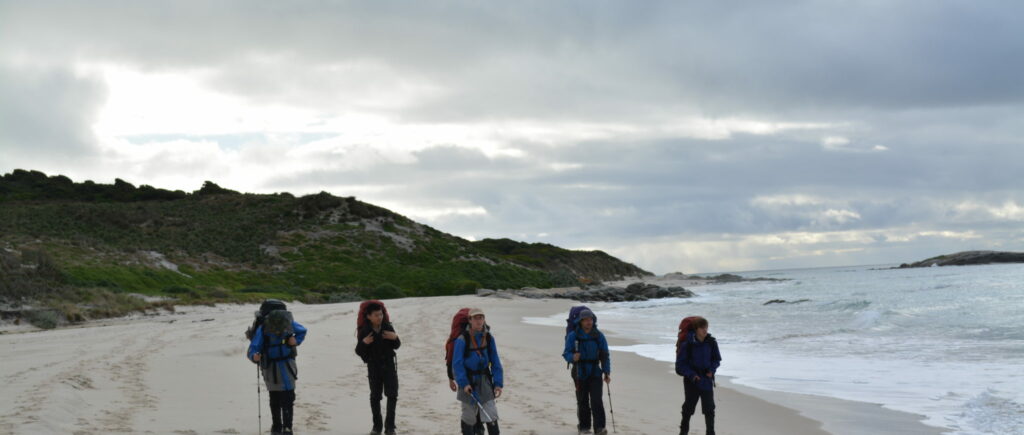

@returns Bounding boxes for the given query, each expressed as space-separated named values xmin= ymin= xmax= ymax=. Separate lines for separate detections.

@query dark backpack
xmin=565 ymin=305 xmax=605 ymax=378
xmin=565 ymin=305 xmax=594 ymax=335
xmin=245 ymin=299 xmax=287 ymax=340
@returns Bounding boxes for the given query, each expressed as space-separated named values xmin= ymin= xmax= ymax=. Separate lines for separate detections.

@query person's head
xmin=692 ymin=316 xmax=709 ymax=340
xmin=468 ymin=307 xmax=486 ymax=331
xmin=365 ymin=302 xmax=384 ymax=327
xmin=578 ymin=309 xmax=596 ymax=331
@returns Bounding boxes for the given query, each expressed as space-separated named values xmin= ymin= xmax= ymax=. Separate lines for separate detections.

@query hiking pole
xmin=471 ymin=390 xmax=494 ymax=422
xmin=257 ymin=362 xmax=262 ymax=435
xmin=606 ymin=381 xmax=617 ymax=433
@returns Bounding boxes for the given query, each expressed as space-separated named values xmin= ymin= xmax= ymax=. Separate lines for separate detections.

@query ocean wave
xmin=957 ymin=389 xmax=1024 ymax=434
xmin=821 ymin=299 xmax=872 ymax=311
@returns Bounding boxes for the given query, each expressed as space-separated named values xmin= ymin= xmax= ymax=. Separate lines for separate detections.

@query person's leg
xmin=575 ymin=377 xmax=592 ymax=432
xmin=461 ymin=401 xmax=479 ymax=435
xmin=269 ymin=390 xmax=283 ymax=433
xmin=281 ymin=390 xmax=296 ymax=432
xmin=383 ymin=362 xmax=399 ymax=433
xmin=368 ymin=364 xmax=384 ymax=432
xmin=588 ymin=376 xmax=606 ymax=432
xmin=680 ymin=379 xmax=699 ymax=434
xmin=700 ymin=388 xmax=716 ymax=435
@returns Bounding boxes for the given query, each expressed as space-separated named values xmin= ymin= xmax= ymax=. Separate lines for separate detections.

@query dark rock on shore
xmin=897 ymin=251 xmax=1024 ymax=268
xmin=763 ymin=298 xmax=810 ymax=305
xmin=510 ymin=282 xmax=696 ymax=302
xmin=705 ymin=273 xmax=788 ymax=283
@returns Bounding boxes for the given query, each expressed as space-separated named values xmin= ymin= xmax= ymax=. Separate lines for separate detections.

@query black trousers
xmin=268 ymin=390 xmax=296 ymax=429
xmin=575 ymin=375 xmax=606 ymax=431
xmin=681 ymin=378 xmax=715 ymax=416
xmin=368 ymin=359 xmax=399 ymax=430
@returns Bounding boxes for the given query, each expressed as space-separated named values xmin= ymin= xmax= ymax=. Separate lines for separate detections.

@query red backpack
xmin=676 ymin=316 xmax=701 ymax=355
xmin=444 ymin=308 xmax=471 ymax=379
xmin=357 ymin=300 xmax=390 ymax=331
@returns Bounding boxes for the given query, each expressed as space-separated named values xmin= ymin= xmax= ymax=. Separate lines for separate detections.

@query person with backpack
xmin=675 ymin=316 xmax=721 ymax=435
xmin=562 ymin=308 xmax=611 ymax=435
xmin=355 ymin=300 xmax=401 ymax=435
xmin=452 ymin=307 xmax=504 ymax=435
xmin=247 ymin=302 xmax=307 ymax=435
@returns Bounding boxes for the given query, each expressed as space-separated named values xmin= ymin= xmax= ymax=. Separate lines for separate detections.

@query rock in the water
xmin=897 ymin=251 xmax=1024 ymax=268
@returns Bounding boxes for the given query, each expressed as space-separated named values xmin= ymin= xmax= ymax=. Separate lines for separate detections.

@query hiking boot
xmin=578 ymin=429 xmax=593 ymax=435
xmin=594 ymin=429 xmax=608 ymax=435
xmin=370 ymin=429 xmax=382 ymax=435
xmin=485 ymin=421 xmax=499 ymax=435
xmin=384 ymin=430 xmax=396 ymax=435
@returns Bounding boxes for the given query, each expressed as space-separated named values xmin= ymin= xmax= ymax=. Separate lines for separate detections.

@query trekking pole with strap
xmin=256 ymin=362 xmax=262 ymax=435
xmin=606 ymin=381 xmax=617 ymax=433
xmin=471 ymin=390 xmax=494 ymax=422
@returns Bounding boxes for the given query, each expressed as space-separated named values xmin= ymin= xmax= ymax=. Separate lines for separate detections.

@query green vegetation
xmin=0 ymin=169 xmax=651 ymax=328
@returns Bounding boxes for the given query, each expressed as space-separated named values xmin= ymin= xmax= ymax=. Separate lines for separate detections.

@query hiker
xmin=562 ymin=308 xmax=611 ymax=435
xmin=247 ymin=305 xmax=307 ymax=435
xmin=675 ymin=316 xmax=721 ymax=435
xmin=452 ymin=307 xmax=504 ymax=435
xmin=355 ymin=300 xmax=401 ymax=435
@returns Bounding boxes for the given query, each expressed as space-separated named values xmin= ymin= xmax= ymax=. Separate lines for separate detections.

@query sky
xmin=2 ymin=1 xmax=1023 ymax=274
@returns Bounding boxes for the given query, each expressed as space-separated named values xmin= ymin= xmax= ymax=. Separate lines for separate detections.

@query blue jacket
xmin=452 ymin=329 xmax=504 ymax=389
xmin=248 ymin=321 xmax=307 ymax=391
xmin=563 ymin=326 xmax=611 ymax=380
xmin=675 ymin=331 xmax=721 ymax=391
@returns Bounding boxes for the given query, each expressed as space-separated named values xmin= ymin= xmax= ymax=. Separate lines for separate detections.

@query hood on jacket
xmin=573 ymin=308 xmax=596 ymax=326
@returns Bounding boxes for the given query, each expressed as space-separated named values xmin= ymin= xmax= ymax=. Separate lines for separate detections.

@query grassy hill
xmin=0 ymin=169 xmax=651 ymax=327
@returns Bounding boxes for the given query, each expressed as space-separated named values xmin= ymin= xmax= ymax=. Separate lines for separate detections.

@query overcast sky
xmin=2 ymin=1 xmax=1023 ymax=273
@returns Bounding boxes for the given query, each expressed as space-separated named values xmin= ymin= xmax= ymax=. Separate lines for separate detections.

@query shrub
xmin=24 ymin=309 xmax=60 ymax=329
xmin=450 ymin=279 xmax=481 ymax=295
xmin=372 ymin=283 xmax=404 ymax=299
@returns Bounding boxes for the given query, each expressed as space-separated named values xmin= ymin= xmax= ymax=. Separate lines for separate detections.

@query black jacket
xmin=355 ymin=323 xmax=401 ymax=364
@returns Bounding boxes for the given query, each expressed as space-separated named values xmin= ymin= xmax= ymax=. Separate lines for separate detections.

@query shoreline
xmin=0 ymin=294 xmax=947 ymax=434
xmin=585 ymin=317 xmax=947 ymax=435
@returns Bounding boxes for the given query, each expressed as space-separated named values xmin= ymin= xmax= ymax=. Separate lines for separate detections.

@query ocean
xmin=525 ymin=263 xmax=1024 ymax=434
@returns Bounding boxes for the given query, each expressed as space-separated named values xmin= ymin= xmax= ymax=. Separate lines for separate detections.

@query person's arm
xmin=675 ymin=341 xmax=696 ymax=379
xmin=247 ymin=326 xmax=264 ymax=362
xmin=292 ymin=322 xmax=307 ymax=345
xmin=599 ymin=333 xmax=611 ymax=375
xmin=489 ymin=335 xmax=504 ymax=389
xmin=386 ymin=323 xmax=401 ymax=350
xmin=355 ymin=327 xmax=370 ymax=359
xmin=562 ymin=332 xmax=577 ymax=363
xmin=710 ymin=340 xmax=722 ymax=374
xmin=452 ymin=337 xmax=470 ymax=389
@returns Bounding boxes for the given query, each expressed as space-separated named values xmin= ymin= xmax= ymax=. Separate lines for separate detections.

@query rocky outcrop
xmin=763 ymin=298 xmax=810 ymax=305
xmin=506 ymin=282 xmax=695 ymax=302
xmin=897 ymin=251 xmax=1024 ymax=268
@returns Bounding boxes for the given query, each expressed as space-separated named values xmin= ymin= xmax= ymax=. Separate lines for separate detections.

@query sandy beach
xmin=0 ymin=294 xmax=942 ymax=434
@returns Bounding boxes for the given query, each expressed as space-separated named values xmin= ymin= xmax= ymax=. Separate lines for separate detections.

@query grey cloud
xmin=4 ymin=1 xmax=1023 ymax=123
xmin=0 ymin=65 xmax=105 ymax=170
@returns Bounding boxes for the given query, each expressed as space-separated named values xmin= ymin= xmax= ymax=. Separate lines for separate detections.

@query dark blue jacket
xmin=675 ymin=331 xmax=721 ymax=391
xmin=453 ymin=329 xmax=504 ymax=389
xmin=248 ymin=321 xmax=308 ymax=391
xmin=563 ymin=326 xmax=611 ymax=380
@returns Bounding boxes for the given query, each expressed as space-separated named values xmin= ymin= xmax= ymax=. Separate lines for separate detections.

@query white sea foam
xmin=526 ymin=263 xmax=1024 ymax=434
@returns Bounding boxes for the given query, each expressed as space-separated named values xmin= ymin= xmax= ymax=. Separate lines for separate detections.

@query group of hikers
xmin=245 ymin=299 xmax=722 ymax=435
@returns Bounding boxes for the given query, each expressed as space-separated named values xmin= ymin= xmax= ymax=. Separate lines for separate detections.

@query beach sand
xmin=0 ymin=295 xmax=942 ymax=434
